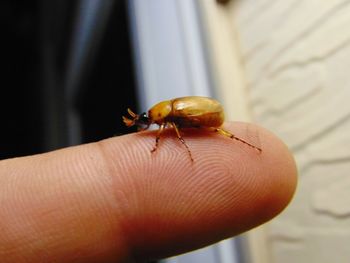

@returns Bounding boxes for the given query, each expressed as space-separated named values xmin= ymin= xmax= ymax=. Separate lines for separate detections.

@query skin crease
xmin=0 ymin=122 xmax=297 ymax=263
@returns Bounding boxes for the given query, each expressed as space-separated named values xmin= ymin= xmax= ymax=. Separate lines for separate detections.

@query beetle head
xmin=123 ymin=108 xmax=151 ymax=130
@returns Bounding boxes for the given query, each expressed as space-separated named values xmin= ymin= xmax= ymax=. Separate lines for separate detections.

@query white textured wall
xmin=234 ymin=1 xmax=350 ymax=262
xmin=199 ymin=0 xmax=350 ymax=262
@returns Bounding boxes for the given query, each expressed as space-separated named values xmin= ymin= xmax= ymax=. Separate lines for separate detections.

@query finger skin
xmin=0 ymin=122 xmax=297 ymax=263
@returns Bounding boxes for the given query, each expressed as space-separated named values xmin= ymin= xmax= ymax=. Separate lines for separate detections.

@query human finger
xmin=0 ymin=122 xmax=297 ymax=262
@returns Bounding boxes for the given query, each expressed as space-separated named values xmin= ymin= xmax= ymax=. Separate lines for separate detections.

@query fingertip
xmin=99 ymin=121 xmax=298 ymax=259
xmin=238 ymin=122 xmax=298 ymax=222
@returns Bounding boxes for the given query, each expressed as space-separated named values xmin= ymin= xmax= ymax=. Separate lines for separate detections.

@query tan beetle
xmin=123 ymin=96 xmax=261 ymax=161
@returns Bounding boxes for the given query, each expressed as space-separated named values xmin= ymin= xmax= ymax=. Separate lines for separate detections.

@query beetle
xmin=123 ymin=96 xmax=261 ymax=161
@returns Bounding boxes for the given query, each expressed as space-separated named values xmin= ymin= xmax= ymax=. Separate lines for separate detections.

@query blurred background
xmin=1 ymin=0 xmax=350 ymax=263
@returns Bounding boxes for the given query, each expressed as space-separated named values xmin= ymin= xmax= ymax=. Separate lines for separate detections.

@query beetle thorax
xmin=148 ymin=100 xmax=172 ymax=124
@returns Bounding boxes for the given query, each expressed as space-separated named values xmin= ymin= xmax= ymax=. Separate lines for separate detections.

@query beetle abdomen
xmin=170 ymin=112 xmax=224 ymax=127
xmin=196 ymin=111 xmax=224 ymax=127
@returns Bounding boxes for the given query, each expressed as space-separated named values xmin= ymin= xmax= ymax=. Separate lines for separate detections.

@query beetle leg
xmin=151 ymin=123 xmax=166 ymax=153
xmin=171 ymin=122 xmax=194 ymax=162
xmin=214 ymin=128 xmax=262 ymax=153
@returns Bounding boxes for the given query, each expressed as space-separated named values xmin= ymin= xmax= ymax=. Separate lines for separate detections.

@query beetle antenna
xmin=127 ymin=108 xmax=137 ymax=118
xmin=123 ymin=108 xmax=139 ymax=127
xmin=122 ymin=115 xmax=135 ymax=127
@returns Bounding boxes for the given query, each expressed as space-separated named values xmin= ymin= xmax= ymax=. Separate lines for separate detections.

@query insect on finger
xmin=123 ymin=96 xmax=262 ymax=162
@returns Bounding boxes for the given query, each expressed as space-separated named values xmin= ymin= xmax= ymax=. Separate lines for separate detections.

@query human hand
xmin=0 ymin=122 xmax=297 ymax=263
